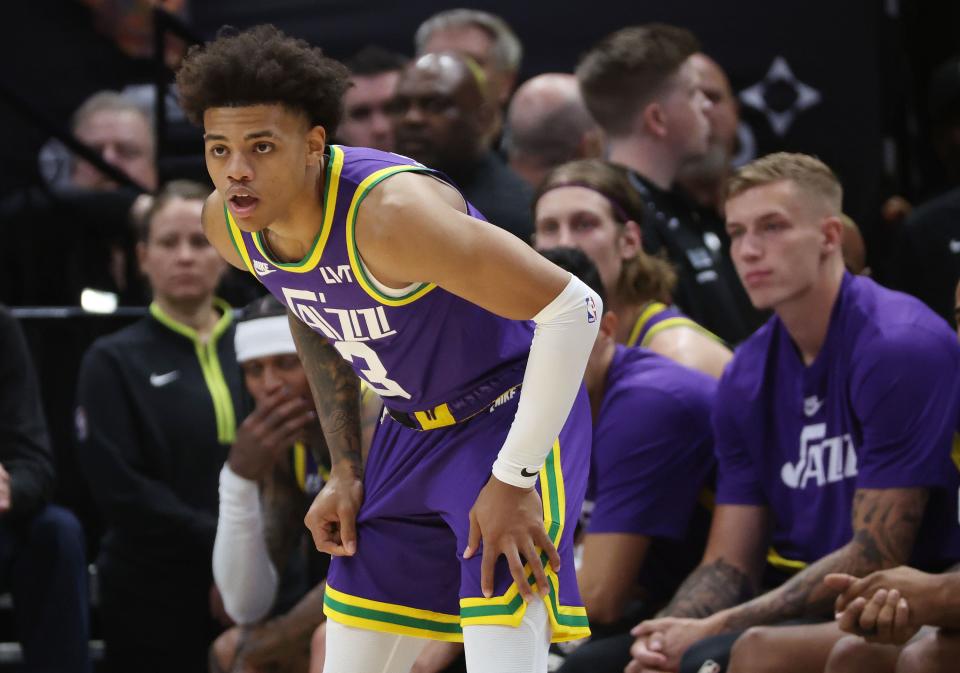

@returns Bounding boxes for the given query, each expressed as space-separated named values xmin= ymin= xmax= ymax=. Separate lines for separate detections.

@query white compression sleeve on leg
xmin=323 ymin=620 xmax=427 ymax=673
xmin=492 ymin=274 xmax=601 ymax=488
xmin=463 ymin=598 xmax=551 ymax=673
xmin=212 ymin=464 xmax=278 ymax=624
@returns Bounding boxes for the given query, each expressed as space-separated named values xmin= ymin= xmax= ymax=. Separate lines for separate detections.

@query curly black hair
xmin=177 ymin=24 xmax=351 ymax=131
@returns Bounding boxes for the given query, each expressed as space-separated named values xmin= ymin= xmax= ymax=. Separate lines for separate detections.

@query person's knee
xmin=27 ymin=505 xmax=85 ymax=559
xmin=212 ymin=627 xmax=242 ymax=672
xmin=825 ymin=636 xmax=884 ymax=673
xmin=897 ymin=632 xmax=952 ymax=673
xmin=728 ymin=627 xmax=779 ymax=673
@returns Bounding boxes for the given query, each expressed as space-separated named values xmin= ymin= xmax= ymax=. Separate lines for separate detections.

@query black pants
xmin=556 ymin=630 xmax=742 ymax=673
xmin=98 ymin=555 xmax=221 ymax=673
xmin=0 ymin=504 xmax=91 ymax=673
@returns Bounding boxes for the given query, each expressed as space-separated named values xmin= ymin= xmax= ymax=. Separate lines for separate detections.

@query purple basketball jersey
xmin=626 ymin=301 xmax=722 ymax=348
xmin=225 ymin=145 xmax=534 ymax=413
xmin=714 ymin=274 xmax=960 ymax=571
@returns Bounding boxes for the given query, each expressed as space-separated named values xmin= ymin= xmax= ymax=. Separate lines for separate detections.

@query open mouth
xmin=229 ymin=193 xmax=260 ymax=216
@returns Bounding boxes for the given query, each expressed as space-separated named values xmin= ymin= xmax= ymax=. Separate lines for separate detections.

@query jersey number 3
xmin=334 ymin=341 xmax=412 ymax=400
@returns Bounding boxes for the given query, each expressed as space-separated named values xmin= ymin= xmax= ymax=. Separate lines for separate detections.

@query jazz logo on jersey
xmin=781 ymin=423 xmax=858 ymax=489
xmin=585 ymin=296 xmax=598 ymax=324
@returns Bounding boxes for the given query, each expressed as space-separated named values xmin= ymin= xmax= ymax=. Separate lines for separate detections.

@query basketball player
xmin=176 ymin=25 xmax=600 ymax=673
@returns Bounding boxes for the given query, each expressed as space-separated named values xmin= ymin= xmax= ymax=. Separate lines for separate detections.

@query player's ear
xmin=821 ymin=215 xmax=843 ymax=254
xmin=306 ymin=125 xmax=327 ymax=167
xmin=619 ymin=220 xmax=643 ymax=260
xmin=599 ymin=310 xmax=618 ymax=340
xmin=640 ymin=101 xmax=667 ymax=139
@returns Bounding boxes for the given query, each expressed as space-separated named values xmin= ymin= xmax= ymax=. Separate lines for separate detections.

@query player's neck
xmin=608 ymin=136 xmax=679 ymax=191
xmin=585 ymin=339 xmax=616 ymax=422
xmin=155 ymin=294 xmax=220 ymax=343
xmin=776 ymin=262 xmax=845 ymax=366
xmin=610 ymin=298 xmax=643 ymax=344
xmin=262 ymin=163 xmax=326 ymax=263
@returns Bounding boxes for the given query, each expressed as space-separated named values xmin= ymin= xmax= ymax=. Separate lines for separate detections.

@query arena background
xmin=0 ymin=0 xmax=958 ymax=628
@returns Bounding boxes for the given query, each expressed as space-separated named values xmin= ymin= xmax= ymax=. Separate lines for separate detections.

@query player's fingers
xmin=874 ymin=589 xmax=900 ymax=641
xmin=463 ymin=511 xmax=481 ymax=560
xmin=629 ymin=636 xmax=668 ymax=667
xmin=859 ymin=589 xmax=887 ymax=633
xmin=630 ymin=620 xmax=664 ymax=637
xmin=893 ymin=598 xmax=910 ymax=643
xmin=837 ymin=597 xmax=867 ymax=634
xmin=824 ymin=573 xmax=856 ymax=593
xmin=336 ymin=507 xmax=357 ymax=556
xmin=480 ymin=539 xmax=497 ymax=599
xmin=505 ymin=545 xmax=535 ymax=602
xmin=521 ymin=540 xmax=550 ymax=599
xmin=534 ymin=526 xmax=562 ymax=573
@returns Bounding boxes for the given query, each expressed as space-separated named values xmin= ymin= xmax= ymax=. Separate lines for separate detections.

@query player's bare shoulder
xmin=360 ymin=170 xmax=466 ymax=229
xmin=202 ymin=190 xmax=246 ymax=270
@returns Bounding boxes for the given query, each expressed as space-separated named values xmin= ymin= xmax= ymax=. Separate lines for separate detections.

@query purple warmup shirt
xmin=225 ymin=145 xmax=533 ymax=413
xmin=714 ymin=273 xmax=960 ymax=570
xmin=588 ymin=345 xmax=716 ymax=537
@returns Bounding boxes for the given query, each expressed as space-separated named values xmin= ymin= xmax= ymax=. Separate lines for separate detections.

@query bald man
xmin=675 ymin=53 xmax=739 ymax=214
xmin=505 ymin=73 xmax=604 ymax=188
xmin=391 ymin=52 xmax=533 ymax=241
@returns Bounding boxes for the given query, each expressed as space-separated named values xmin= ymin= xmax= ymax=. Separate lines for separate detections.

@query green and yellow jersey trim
xmin=767 ymin=547 xmax=808 ymax=573
xmin=459 ymin=440 xmax=590 ymax=642
xmin=224 ymin=204 xmax=256 ymax=275
xmin=627 ymin=301 xmax=724 ymax=348
xmin=323 ymin=584 xmax=464 ymax=642
xmin=149 ymin=299 xmax=237 ymax=444
xmin=345 ymin=164 xmax=439 ymax=306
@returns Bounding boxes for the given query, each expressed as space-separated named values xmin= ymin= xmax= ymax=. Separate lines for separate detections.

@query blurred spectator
xmin=840 ymin=214 xmax=869 ymax=276
xmin=928 ymin=54 xmax=960 ymax=189
xmin=75 ymin=180 xmax=243 ymax=673
xmin=627 ymin=153 xmax=960 ymax=673
xmin=534 ymin=159 xmax=731 ymax=378
xmin=578 ymin=24 xmax=762 ymax=344
xmin=897 ymin=185 xmax=960 ymax=322
xmin=0 ymin=307 xmax=90 ymax=673
xmin=414 ymin=8 xmax=521 ymax=110
xmin=337 ymin=46 xmax=407 ymax=151
xmin=504 ymin=73 xmax=604 ymax=188
xmin=70 ymin=90 xmax=157 ymax=192
xmin=541 ymin=247 xmax=715 ymax=673
xmin=391 ymin=52 xmax=533 ymax=241
xmin=675 ymin=53 xmax=739 ymax=215
xmin=211 ymin=296 xmax=329 ymax=673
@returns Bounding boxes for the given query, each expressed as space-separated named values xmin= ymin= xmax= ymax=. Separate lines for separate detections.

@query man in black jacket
xmin=0 ymin=306 xmax=90 ymax=673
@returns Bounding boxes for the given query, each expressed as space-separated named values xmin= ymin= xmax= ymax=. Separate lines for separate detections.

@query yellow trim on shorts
xmin=767 ymin=547 xmax=808 ymax=572
xmin=323 ymin=584 xmax=464 ymax=642
xmin=459 ymin=440 xmax=591 ymax=642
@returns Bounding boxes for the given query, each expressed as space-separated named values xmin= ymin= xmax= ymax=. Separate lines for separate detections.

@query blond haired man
xmin=625 ymin=153 xmax=960 ymax=673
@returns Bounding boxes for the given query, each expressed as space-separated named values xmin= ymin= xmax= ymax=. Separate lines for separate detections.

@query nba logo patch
xmin=585 ymin=296 xmax=598 ymax=323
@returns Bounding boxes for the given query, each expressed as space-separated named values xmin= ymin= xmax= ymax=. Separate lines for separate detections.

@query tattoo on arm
xmin=715 ymin=487 xmax=929 ymax=631
xmin=661 ymin=558 xmax=756 ymax=618
xmin=262 ymin=464 xmax=309 ymax=573
xmin=288 ymin=312 xmax=362 ymax=479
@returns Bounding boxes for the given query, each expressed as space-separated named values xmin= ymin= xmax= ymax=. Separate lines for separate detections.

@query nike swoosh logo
xmin=256 ymin=267 xmax=277 ymax=276
xmin=804 ymin=398 xmax=825 ymax=417
xmin=520 ymin=467 xmax=538 ymax=478
xmin=150 ymin=371 xmax=180 ymax=387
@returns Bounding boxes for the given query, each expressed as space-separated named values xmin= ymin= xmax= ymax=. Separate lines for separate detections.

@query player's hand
xmin=234 ymin=619 xmax=302 ymax=671
xmin=0 ymin=463 xmax=10 ymax=513
xmin=463 ymin=475 xmax=560 ymax=602
xmin=304 ymin=470 xmax=364 ymax=556
xmin=825 ymin=567 xmax=935 ymax=644
xmin=627 ymin=616 xmax=721 ymax=673
xmin=229 ymin=386 xmax=315 ymax=481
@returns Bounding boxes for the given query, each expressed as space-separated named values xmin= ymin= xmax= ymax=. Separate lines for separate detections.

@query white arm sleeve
xmin=212 ymin=464 xmax=278 ymax=624
xmin=492 ymin=275 xmax=601 ymax=488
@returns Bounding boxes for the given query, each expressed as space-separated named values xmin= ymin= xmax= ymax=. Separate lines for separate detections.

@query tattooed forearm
xmin=715 ymin=487 xmax=929 ymax=631
xmin=288 ymin=312 xmax=363 ymax=479
xmin=661 ymin=558 xmax=755 ymax=618
xmin=262 ymin=464 xmax=309 ymax=573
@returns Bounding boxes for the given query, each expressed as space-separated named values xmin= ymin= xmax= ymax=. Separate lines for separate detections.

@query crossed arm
xmin=628 ymin=488 xmax=929 ymax=672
